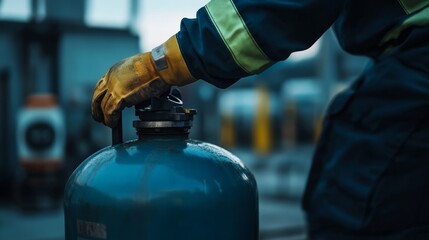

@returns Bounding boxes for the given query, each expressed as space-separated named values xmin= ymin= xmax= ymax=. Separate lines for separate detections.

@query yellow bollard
xmin=220 ymin=114 xmax=236 ymax=149
xmin=253 ymin=87 xmax=271 ymax=155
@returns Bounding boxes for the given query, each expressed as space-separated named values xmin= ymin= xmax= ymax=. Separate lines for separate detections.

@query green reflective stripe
xmin=205 ymin=0 xmax=272 ymax=74
xmin=381 ymin=5 xmax=429 ymax=45
xmin=398 ymin=0 xmax=429 ymax=14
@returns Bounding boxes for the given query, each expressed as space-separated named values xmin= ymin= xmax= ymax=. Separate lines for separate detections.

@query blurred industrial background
xmin=0 ymin=0 xmax=369 ymax=239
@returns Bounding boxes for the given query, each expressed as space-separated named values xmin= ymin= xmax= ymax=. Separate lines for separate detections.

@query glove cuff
xmin=151 ymin=35 xmax=196 ymax=86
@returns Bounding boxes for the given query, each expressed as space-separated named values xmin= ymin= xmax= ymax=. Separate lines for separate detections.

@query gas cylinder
xmin=17 ymin=94 xmax=65 ymax=210
xmin=64 ymin=89 xmax=259 ymax=240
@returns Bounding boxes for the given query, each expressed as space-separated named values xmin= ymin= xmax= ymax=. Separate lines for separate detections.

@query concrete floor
xmin=0 ymin=205 xmax=64 ymax=240
xmin=0 ymin=198 xmax=306 ymax=240
xmin=259 ymin=198 xmax=307 ymax=239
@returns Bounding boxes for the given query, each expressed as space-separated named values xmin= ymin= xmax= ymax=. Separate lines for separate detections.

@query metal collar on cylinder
xmin=133 ymin=88 xmax=197 ymax=136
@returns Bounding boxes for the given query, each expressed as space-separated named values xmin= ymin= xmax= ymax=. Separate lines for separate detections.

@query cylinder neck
xmin=136 ymin=127 xmax=190 ymax=139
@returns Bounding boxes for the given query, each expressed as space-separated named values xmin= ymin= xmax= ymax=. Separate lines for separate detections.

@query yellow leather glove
xmin=91 ymin=35 xmax=196 ymax=127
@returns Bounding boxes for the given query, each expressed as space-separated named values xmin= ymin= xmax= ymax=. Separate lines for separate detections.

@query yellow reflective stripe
xmin=205 ymin=0 xmax=272 ymax=74
xmin=398 ymin=0 xmax=429 ymax=14
xmin=381 ymin=5 xmax=429 ymax=45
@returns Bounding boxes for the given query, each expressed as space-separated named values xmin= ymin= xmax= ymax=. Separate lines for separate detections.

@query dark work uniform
xmin=304 ymin=30 xmax=429 ymax=239
xmin=175 ymin=0 xmax=429 ymax=238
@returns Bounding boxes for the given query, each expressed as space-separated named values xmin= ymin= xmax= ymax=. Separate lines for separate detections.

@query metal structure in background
xmin=0 ymin=0 xmax=140 ymax=202
xmin=31 ymin=0 xmax=85 ymax=24
xmin=0 ymin=70 xmax=11 ymax=199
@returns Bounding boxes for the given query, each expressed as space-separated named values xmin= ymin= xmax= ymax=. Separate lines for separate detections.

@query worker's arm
xmin=179 ymin=0 xmax=346 ymax=88
xmin=92 ymin=0 xmax=346 ymax=127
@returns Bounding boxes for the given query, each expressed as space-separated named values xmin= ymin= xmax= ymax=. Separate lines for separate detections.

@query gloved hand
xmin=91 ymin=35 xmax=195 ymax=127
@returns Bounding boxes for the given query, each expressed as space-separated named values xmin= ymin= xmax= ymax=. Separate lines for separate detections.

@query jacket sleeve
xmin=176 ymin=0 xmax=346 ymax=88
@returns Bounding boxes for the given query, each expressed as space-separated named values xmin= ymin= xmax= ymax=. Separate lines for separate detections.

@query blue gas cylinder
xmin=64 ymin=89 xmax=259 ymax=240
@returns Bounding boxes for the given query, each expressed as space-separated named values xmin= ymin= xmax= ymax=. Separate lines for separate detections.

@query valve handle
xmin=112 ymin=114 xmax=123 ymax=146
xmin=111 ymin=87 xmax=186 ymax=145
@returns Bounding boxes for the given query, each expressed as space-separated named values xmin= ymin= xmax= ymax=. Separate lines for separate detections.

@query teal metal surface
xmin=64 ymin=135 xmax=258 ymax=239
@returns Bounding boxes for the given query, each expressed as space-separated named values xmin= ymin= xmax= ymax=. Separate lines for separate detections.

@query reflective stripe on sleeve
xmin=205 ymin=0 xmax=272 ymax=74
xmin=397 ymin=0 xmax=429 ymax=14
xmin=381 ymin=5 xmax=429 ymax=45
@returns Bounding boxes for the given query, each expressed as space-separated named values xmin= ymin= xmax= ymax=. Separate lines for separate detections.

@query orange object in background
xmin=16 ymin=94 xmax=65 ymax=210
xmin=25 ymin=95 xmax=58 ymax=108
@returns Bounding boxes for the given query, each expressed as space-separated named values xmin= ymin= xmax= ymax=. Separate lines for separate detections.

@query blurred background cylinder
xmin=16 ymin=94 xmax=65 ymax=210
